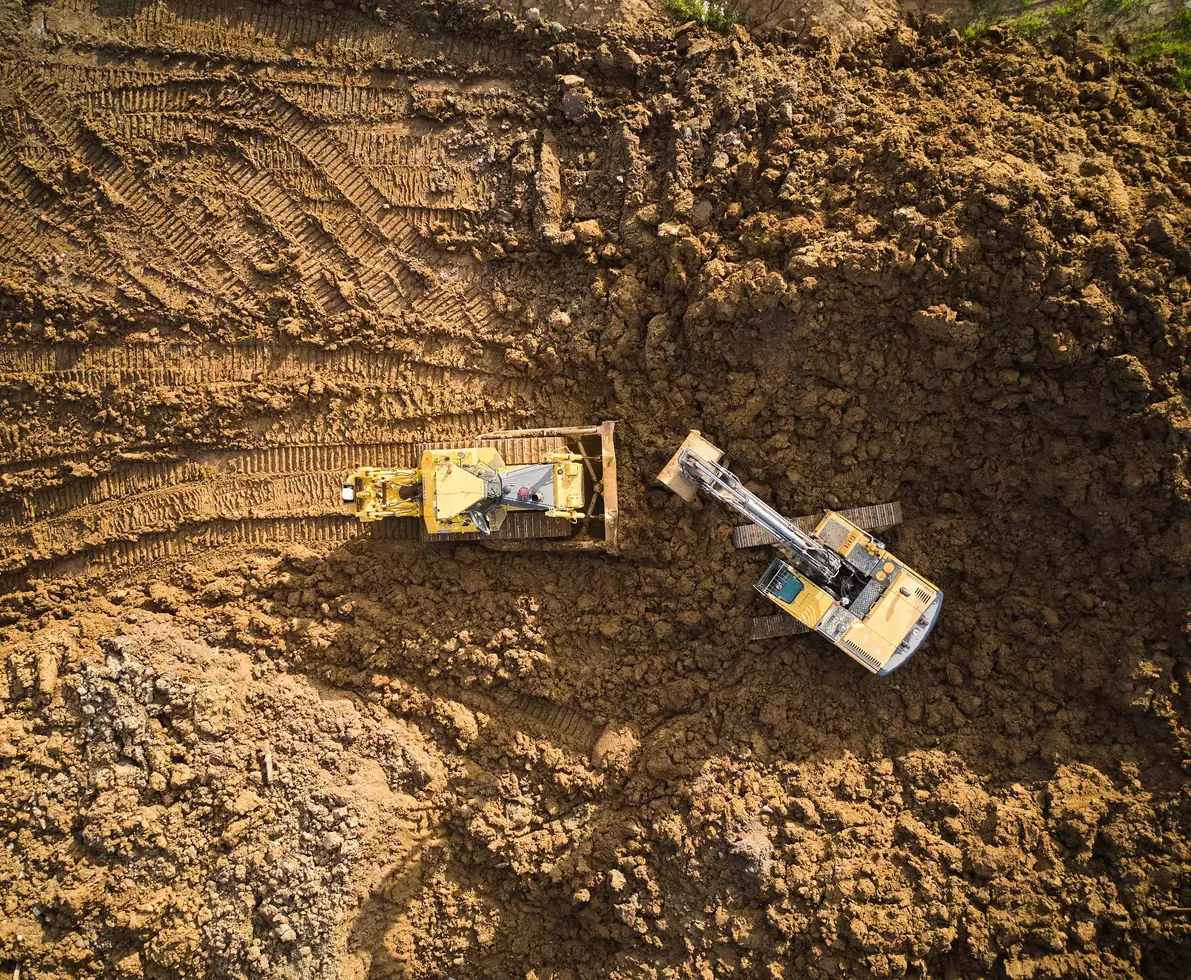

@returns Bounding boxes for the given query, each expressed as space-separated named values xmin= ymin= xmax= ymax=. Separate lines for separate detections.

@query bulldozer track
xmin=0 ymin=460 xmax=204 ymax=528
xmin=276 ymin=82 xmax=409 ymax=122
xmin=82 ymin=77 xmax=228 ymax=114
xmin=49 ymin=0 xmax=394 ymax=59
xmin=428 ymin=680 xmax=602 ymax=757
xmin=266 ymin=409 xmax=530 ymax=450
xmin=211 ymin=442 xmax=420 ymax=476
xmin=497 ymin=691 xmax=603 ymax=749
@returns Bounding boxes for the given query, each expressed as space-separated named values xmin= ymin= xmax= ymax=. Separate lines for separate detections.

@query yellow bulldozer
xmin=342 ymin=422 xmax=618 ymax=553
xmin=658 ymin=431 xmax=942 ymax=675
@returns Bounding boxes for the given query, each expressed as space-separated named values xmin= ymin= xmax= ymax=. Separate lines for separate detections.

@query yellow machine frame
xmin=340 ymin=422 xmax=620 ymax=553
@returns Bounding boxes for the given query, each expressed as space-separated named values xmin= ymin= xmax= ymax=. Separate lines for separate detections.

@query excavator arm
xmin=674 ymin=448 xmax=843 ymax=590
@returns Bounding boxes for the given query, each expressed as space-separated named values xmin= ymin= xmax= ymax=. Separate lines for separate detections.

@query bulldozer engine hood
xmin=497 ymin=462 xmax=557 ymax=511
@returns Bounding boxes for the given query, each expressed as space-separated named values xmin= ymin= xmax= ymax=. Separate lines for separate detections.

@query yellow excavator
xmin=342 ymin=422 xmax=618 ymax=553
xmin=658 ymin=431 xmax=942 ymax=675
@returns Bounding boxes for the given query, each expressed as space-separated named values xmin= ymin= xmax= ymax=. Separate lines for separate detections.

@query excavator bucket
xmin=656 ymin=430 xmax=723 ymax=501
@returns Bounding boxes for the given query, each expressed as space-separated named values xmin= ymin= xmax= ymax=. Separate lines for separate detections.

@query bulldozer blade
xmin=751 ymin=613 xmax=811 ymax=641
xmin=732 ymin=501 xmax=903 ymax=550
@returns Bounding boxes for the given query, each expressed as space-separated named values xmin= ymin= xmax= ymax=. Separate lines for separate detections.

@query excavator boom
xmin=677 ymin=449 xmax=842 ymax=586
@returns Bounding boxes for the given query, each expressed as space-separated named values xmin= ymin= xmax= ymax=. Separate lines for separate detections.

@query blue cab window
xmin=774 ymin=569 xmax=804 ymax=604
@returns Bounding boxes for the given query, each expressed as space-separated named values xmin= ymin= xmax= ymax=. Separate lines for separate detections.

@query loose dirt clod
xmin=0 ymin=0 xmax=1189 ymax=978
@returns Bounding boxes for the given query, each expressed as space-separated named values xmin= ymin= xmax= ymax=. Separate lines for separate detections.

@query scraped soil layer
xmin=1 ymin=1 xmax=1190 ymax=978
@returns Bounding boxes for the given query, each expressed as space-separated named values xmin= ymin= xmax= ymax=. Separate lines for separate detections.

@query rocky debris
xmin=1108 ymin=353 xmax=1154 ymax=396
xmin=559 ymin=74 xmax=592 ymax=121
xmin=0 ymin=620 xmax=423 ymax=979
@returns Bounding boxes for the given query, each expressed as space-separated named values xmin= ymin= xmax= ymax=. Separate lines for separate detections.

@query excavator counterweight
xmin=658 ymin=430 xmax=941 ymax=676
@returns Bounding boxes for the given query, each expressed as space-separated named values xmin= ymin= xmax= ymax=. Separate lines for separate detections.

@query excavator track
xmin=750 ymin=613 xmax=812 ymax=641
xmin=731 ymin=501 xmax=902 ymax=550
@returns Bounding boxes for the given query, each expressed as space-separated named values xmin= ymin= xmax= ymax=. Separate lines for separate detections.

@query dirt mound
xmin=735 ymin=0 xmax=899 ymax=44
xmin=1 ymin=0 xmax=1190 ymax=977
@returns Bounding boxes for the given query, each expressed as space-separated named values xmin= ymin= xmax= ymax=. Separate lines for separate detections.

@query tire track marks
xmin=0 ymin=442 xmax=420 ymax=528
xmin=0 ymin=114 xmax=185 ymax=308
xmin=260 ymin=88 xmax=499 ymax=339
xmin=0 ymin=424 xmax=522 ymax=585
xmin=17 ymin=76 xmax=264 ymax=313
xmin=0 ymin=342 xmax=533 ymax=440
xmin=0 ymin=340 xmax=530 ymax=392
xmin=0 ymin=471 xmax=347 ymax=572
xmin=0 ymin=403 xmax=528 ymax=472
xmin=42 ymin=0 xmax=500 ymax=67
xmin=0 ymin=514 xmax=363 ymax=595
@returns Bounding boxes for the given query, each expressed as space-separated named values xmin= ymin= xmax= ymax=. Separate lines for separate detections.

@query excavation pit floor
xmin=1 ymin=0 xmax=1190 ymax=977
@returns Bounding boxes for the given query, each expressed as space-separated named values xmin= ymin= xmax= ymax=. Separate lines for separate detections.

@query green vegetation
xmin=959 ymin=0 xmax=1191 ymax=88
xmin=662 ymin=0 xmax=741 ymax=33
xmin=961 ymin=15 xmax=994 ymax=39
xmin=1132 ymin=8 xmax=1191 ymax=87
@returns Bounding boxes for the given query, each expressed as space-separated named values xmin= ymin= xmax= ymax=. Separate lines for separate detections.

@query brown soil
xmin=1 ymin=1 xmax=1190 ymax=978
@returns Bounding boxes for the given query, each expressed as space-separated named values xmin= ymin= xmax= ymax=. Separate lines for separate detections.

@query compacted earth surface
xmin=1 ymin=0 xmax=1190 ymax=977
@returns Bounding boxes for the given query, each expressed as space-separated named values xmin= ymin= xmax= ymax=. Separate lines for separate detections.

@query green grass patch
xmin=1001 ymin=0 xmax=1094 ymax=37
xmin=1133 ymin=9 xmax=1191 ymax=87
xmin=1095 ymin=0 xmax=1145 ymax=14
xmin=957 ymin=0 xmax=1191 ymax=89
xmin=662 ymin=0 xmax=741 ymax=33
xmin=1007 ymin=12 xmax=1050 ymax=36
xmin=961 ymin=15 xmax=993 ymax=39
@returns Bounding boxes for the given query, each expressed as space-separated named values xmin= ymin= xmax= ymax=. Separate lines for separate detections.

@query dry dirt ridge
xmin=1 ymin=0 xmax=1190 ymax=978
